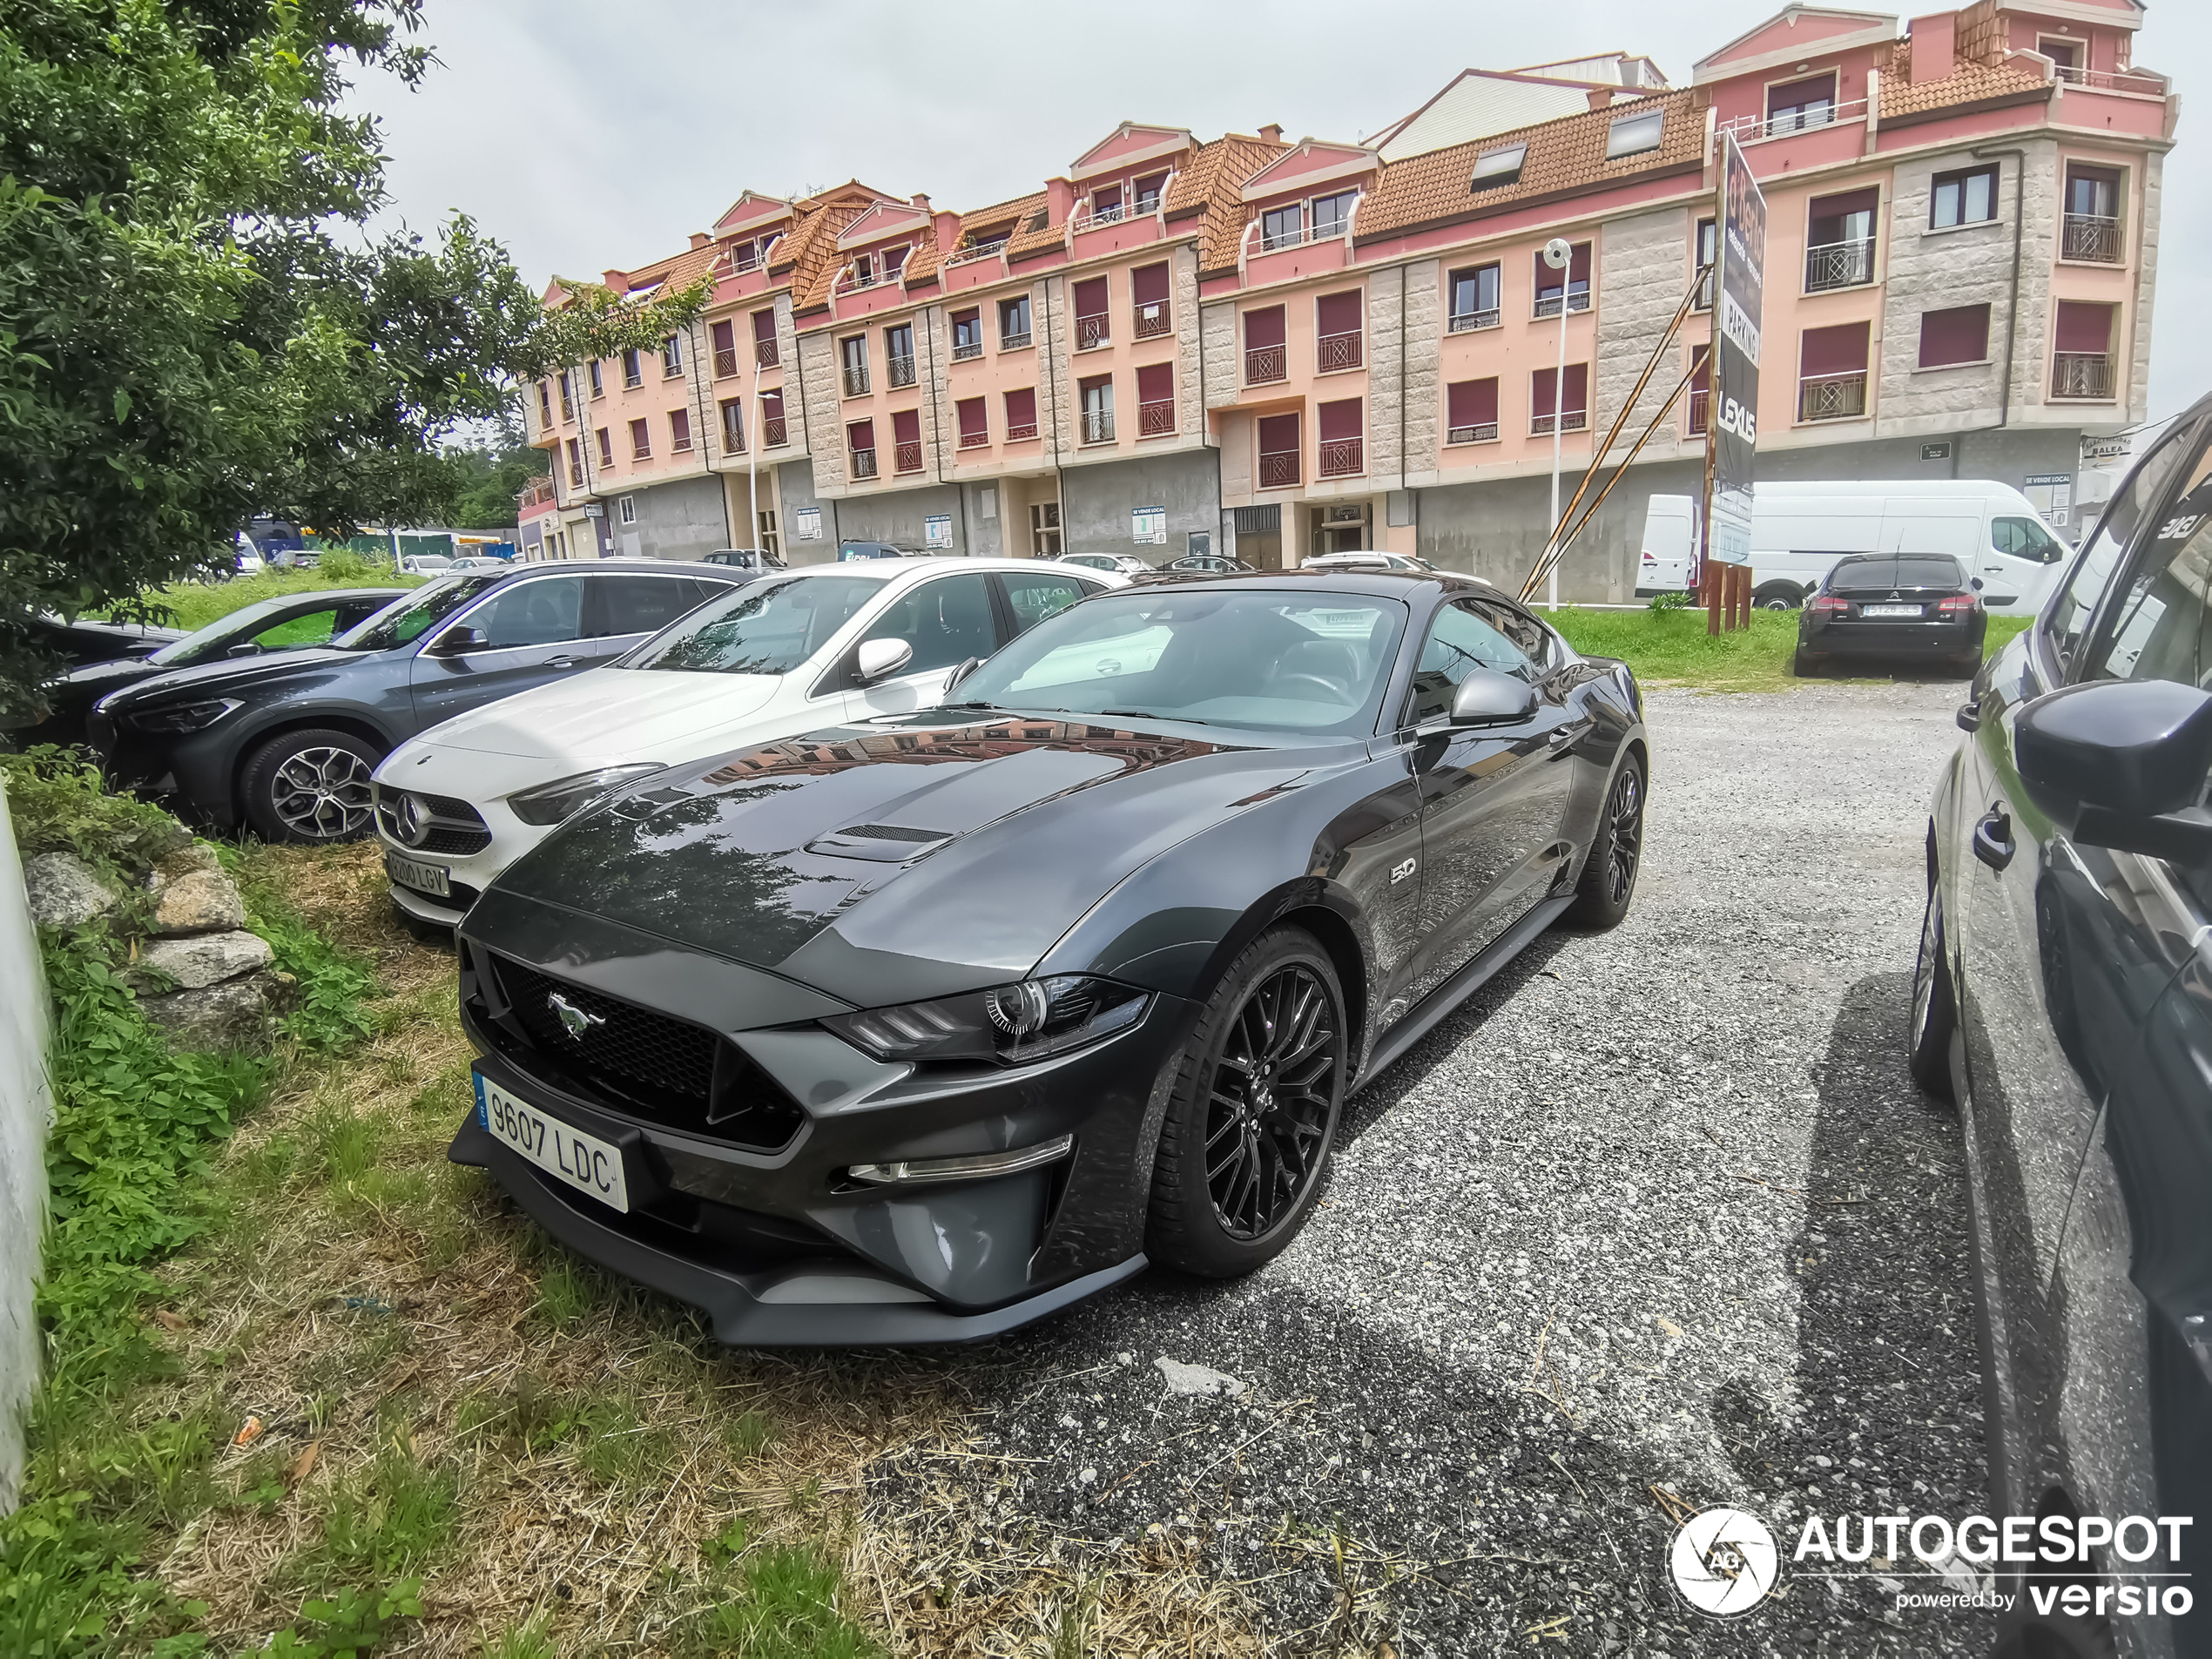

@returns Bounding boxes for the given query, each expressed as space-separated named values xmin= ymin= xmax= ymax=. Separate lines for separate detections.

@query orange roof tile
xmin=1170 ymin=135 xmax=1291 ymax=273
xmin=1878 ymin=39 xmax=2049 ymax=123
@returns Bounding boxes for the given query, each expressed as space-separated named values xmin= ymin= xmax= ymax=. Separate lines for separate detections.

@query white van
xmin=1635 ymin=480 xmax=2071 ymax=612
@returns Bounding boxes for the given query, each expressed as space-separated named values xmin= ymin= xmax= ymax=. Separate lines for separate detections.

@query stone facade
xmin=1596 ymin=209 xmax=1694 ymax=445
xmin=797 ymin=330 xmax=844 ymax=491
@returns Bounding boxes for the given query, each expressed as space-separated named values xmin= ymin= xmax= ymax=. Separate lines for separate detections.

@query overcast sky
xmin=353 ymin=0 xmax=2208 ymax=428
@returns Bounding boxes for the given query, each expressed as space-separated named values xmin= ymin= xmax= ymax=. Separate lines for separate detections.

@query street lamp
xmin=1541 ymin=236 xmax=1573 ymax=611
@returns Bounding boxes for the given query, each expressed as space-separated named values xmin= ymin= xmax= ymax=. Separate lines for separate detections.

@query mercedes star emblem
xmin=547 ymin=992 xmax=605 ymax=1040
xmin=394 ymin=792 xmax=429 ymax=847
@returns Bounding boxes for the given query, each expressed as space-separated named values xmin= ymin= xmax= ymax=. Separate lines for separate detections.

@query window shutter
xmin=670 ymin=408 xmax=691 ymax=447
xmin=1447 ymin=378 xmax=1497 ymax=427
xmin=711 ymin=320 xmax=734 ymax=352
xmin=1316 ymin=292 xmax=1362 ymax=336
xmin=1136 ymin=363 xmax=1174 ymax=404
xmin=1767 ymin=73 xmax=1836 ymax=114
xmin=1258 ymin=412 xmax=1300 ymax=454
xmin=892 ymin=408 xmax=921 ymax=445
xmin=1562 ymin=364 xmax=1588 ymax=412
xmin=847 ymin=419 xmax=874 ymax=449
xmin=761 ymin=388 xmax=783 ymax=420
xmin=953 ymin=306 xmax=980 ymax=330
xmin=1005 ymin=388 xmax=1037 ymax=428
xmin=752 ymin=309 xmax=777 ymax=344
xmin=2054 ymin=300 xmax=2114 ymax=354
xmin=1073 ymin=277 xmax=1109 ymax=317
xmin=1798 ymin=321 xmax=1871 ymax=375
xmin=1244 ymin=306 xmax=1286 ymax=347
xmin=1569 ymin=243 xmax=1591 ymax=284
xmin=630 ymin=417 xmax=650 ymax=448
xmin=1918 ymin=304 xmax=1991 ymax=368
xmin=1532 ymin=368 xmax=1557 ymax=419
xmin=957 ymin=396 xmax=988 ymax=441
xmin=1132 ymin=263 xmax=1171 ymax=306
xmin=1810 ymin=187 xmax=1879 ymax=225
xmin=1318 ymin=397 xmax=1362 ymax=441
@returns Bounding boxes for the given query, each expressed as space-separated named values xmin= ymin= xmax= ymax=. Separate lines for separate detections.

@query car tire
xmin=1145 ymin=926 xmax=1347 ymax=1278
xmin=1563 ymin=752 xmax=1646 ymax=930
xmin=1908 ymin=870 xmax=1958 ymax=1102
xmin=239 ymin=727 xmax=383 ymax=845
xmin=1753 ymin=583 xmax=1799 ymax=610
xmin=1793 ymin=645 xmax=1825 ymax=677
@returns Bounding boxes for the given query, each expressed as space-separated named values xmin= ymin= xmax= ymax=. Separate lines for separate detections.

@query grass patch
xmin=1549 ymin=604 xmax=2035 ymax=691
xmin=148 ymin=559 xmax=421 ymax=634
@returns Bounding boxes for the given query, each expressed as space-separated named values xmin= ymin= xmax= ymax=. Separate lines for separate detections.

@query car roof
xmin=1119 ymin=567 xmax=1494 ymax=601
xmin=492 ymin=558 xmax=740 ymax=580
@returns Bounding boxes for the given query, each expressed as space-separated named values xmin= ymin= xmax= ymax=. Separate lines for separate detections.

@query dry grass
xmin=116 ymin=840 xmax=1285 ymax=1656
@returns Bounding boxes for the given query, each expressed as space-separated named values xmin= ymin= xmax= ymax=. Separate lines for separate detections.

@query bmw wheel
xmin=1146 ymin=926 xmax=1347 ymax=1277
xmin=1564 ymin=752 xmax=1645 ymax=930
xmin=1907 ymin=870 xmax=1959 ymax=1101
xmin=240 ymin=728 xmax=382 ymax=845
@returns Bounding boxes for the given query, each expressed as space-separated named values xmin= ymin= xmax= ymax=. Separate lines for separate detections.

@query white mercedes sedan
xmin=371 ymin=556 xmax=1123 ymax=928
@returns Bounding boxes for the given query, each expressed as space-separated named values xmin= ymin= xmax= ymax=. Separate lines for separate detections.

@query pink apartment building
xmin=521 ymin=1 xmax=2175 ymax=598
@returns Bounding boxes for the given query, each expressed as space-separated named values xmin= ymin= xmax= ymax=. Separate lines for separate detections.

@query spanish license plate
xmin=475 ymin=1072 xmax=630 ymax=1213
xmin=385 ymin=850 xmax=450 ymax=897
xmin=1861 ymin=604 xmax=1924 ymax=617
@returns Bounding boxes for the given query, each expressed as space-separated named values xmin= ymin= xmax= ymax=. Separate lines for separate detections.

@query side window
xmin=2047 ymin=419 xmax=2201 ymax=674
xmin=1464 ymin=597 xmax=1554 ymax=668
xmin=249 ymin=605 xmax=343 ymax=650
xmin=2086 ymin=448 xmax=2212 ymax=689
xmin=464 ymin=577 xmax=586 ymax=649
xmin=1404 ymin=601 xmax=1540 ymax=725
xmin=591 ymin=575 xmax=712 ymax=638
xmin=855 ymin=574 xmax=999 ymax=679
xmin=1992 ymin=515 xmax=2065 ymax=564
xmin=998 ymin=573 xmax=1092 ymax=635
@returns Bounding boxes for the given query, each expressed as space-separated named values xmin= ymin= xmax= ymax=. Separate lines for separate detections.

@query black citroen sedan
xmin=1796 ymin=552 xmax=1987 ymax=676
xmin=1916 ymin=390 xmax=2212 ymax=1657
xmin=448 ymin=571 xmax=1649 ymax=1344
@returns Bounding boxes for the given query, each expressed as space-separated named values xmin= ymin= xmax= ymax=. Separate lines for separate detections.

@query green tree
xmin=444 ymin=415 xmax=550 ymax=532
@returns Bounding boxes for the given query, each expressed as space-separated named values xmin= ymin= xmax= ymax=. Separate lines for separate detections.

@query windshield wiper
xmin=941 ymin=700 xmax=1001 ymax=711
xmin=1100 ymin=708 xmax=1208 ymax=725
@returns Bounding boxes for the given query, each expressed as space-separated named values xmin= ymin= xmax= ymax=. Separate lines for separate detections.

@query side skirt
xmin=1352 ymin=894 xmax=1574 ymax=1088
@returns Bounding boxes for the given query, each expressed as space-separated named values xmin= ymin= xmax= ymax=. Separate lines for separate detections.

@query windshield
xmin=620 ymin=573 xmax=880 ymax=674
xmin=948 ymin=588 xmax=1407 ymax=734
xmin=146 ymin=598 xmax=293 ymax=666
xmin=335 ymin=575 xmax=501 ymax=651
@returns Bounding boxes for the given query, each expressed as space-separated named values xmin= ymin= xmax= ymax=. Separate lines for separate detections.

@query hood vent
xmin=805 ymin=822 xmax=954 ymax=862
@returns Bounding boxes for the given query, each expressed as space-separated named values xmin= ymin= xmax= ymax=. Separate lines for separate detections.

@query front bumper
xmin=86 ymin=708 xmax=236 ymax=823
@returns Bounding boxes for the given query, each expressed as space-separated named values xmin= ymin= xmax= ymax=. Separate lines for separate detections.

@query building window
xmin=596 ymin=428 xmax=613 ymax=468
xmin=565 ymin=437 xmax=582 ymax=487
xmin=558 ymin=373 xmax=574 ymax=421
xmin=1004 ymin=387 xmax=1038 ymax=442
xmin=711 ymin=320 xmax=738 ymax=378
xmin=884 ymin=244 xmax=909 ymax=280
xmin=892 ymin=408 xmax=922 ymax=474
xmin=2052 ymin=300 xmax=2117 ymax=399
xmin=1805 ymin=187 xmax=1878 ymax=292
xmin=2038 ymin=35 xmax=2085 ymax=82
xmin=840 ymin=334 xmax=869 ymax=396
xmin=1531 ymin=363 xmax=1588 ymax=435
xmin=1318 ymin=398 xmax=1364 ymax=476
xmin=1918 ymin=304 xmax=1991 ymax=368
xmin=1136 ymin=362 xmax=1174 ymax=436
xmin=589 ymin=360 xmax=604 ymax=398
xmin=1258 ymin=412 xmax=1301 ymax=488
xmin=1073 ymin=277 xmax=1110 ymax=350
xmin=759 ymin=388 xmax=786 ymax=448
xmin=1447 ymin=263 xmax=1501 ymax=332
xmin=617 ymin=495 xmax=637 ymax=526
xmin=1765 ymin=71 xmax=1837 ymax=136
xmin=1030 ymin=501 xmax=1062 ymax=556
xmin=1686 ymin=354 xmax=1710 ymax=435
xmin=1079 ymin=374 xmax=1114 ymax=444
xmin=1930 ymin=165 xmax=1999 ymax=229
xmin=1312 ymin=191 xmax=1358 ymax=239
xmin=757 ymin=509 xmax=780 ymax=557
xmin=623 ymin=348 xmax=644 ymax=388
xmin=1260 ymin=203 xmax=1303 ymax=252
xmin=1316 ymin=291 xmax=1363 ymax=371
xmin=538 ymin=381 xmax=553 ymax=427
xmin=630 ymin=417 xmax=651 ymax=460
xmin=669 ymin=408 xmax=691 ymax=453
xmin=847 ymin=418 xmax=878 ymax=478
xmin=952 ymin=307 xmax=984 ymax=360
xmin=1534 ymin=244 xmax=1590 ymax=317
xmin=1470 ymin=143 xmax=1526 ymax=192
xmin=661 ymin=335 xmax=683 ymax=378
xmin=956 ymin=395 xmax=988 ymax=448
xmin=1605 ymin=109 xmax=1664 ymax=159
xmin=1695 ymin=218 xmax=1716 ymax=309
xmin=1000 ymin=293 xmax=1033 ymax=349
xmin=720 ymin=399 xmax=745 ymax=452
xmin=1132 ymin=263 xmax=1171 ymax=339
xmin=1244 ymin=306 xmax=1287 ymax=384
xmin=2062 ymin=165 xmax=2123 ymax=262
xmin=884 ymin=321 xmax=916 ymax=388
xmin=1445 ymin=378 xmax=1500 ymax=444
xmin=1797 ymin=322 xmax=1871 ymax=421
xmin=752 ymin=308 xmax=779 ymax=368
xmin=1090 ymin=184 xmax=1123 ymax=224
xmin=1133 ymin=170 xmax=1168 ymax=213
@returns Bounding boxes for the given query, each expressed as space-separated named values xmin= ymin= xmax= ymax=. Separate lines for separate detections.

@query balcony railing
xmin=943 ymin=240 xmax=1008 ymax=269
xmin=520 ymin=476 xmax=557 ymax=509
xmin=894 ymin=440 xmax=922 ymax=474
xmin=1318 ymin=435 xmax=1364 ymax=477
xmin=1717 ymin=97 xmax=1870 ymax=144
xmin=1083 ymin=202 xmax=1126 ymax=227
xmin=755 ymin=339 xmax=779 ymax=368
xmin=1001 ymin=327 xmax=1032 ymax=351
xmin=567 ymin=462 xmax=583 ymax=487
xmin=762 ymin=415 xmax=787 ymax=448
xmin=850 ymin=447 xmax=879 ymax=479
xmin=721 ymin=419 xmax=745 ymax=454
xmin=559 ymin=392 xmax=574 ymax=421
xmin=1687 ymin=388 xmax=1710 ymax=435
xmin=959 ymin=426 xmax=988 ymax=448
xmin=1534 ymin=288 xmax=1591 ymax=319
xmin=2052 ymin=352 xmax=2114 ymax=400
xmin=952 ymin=338 xmax=983 ymax=361
xmin=842 ymin=365 xmax=870 ymax=396
xmin=1805 ymin=237 xmax=1876 ymax=292
xmin=1076 ymin=314 xmax=1110 ymax=351
xmin=1259 ymin=448 xmax=1300 ymax=489
xmin=836 ymin=266 xmax=890 ymax=296
xmin=1006 ymin=419 xmax=1038 ymax=442
xmin=1082 ymin=409 xmax=1115 ymax=444
xmin=671 ymin=430 xmax=692 ymax=454
xmin=1318 ymin=329 xmax=1362 ymax=372
xmin=1447 ymin=307 xmax=1501 ymax=334
xmin=1447 ymin=421 xmax=1499 ymax=445
xmin=1245 ymin=344 xmax=1286 ymax=385
xmin=1531 ymin=409 xmax=1589 ymax=435
xmin=1134 ymin=301 xmax=1172 ymax=339
xmin=632 ymin=439 xmax=652 ymax=462
xmin=624 ymin=368 xmax=643 ymax=389
xmin=1797 ymin=369 xmax=1868 ymax=421
xmin=886 ymin=353 xmax=916 ymax=388
xmin=2061 ymin=212 xmax=2121 ymax=263
xmin=713 ymin=347 xmax=738 ymax=378
xmin=1138 ymin=399 xmax=1175 ymax=436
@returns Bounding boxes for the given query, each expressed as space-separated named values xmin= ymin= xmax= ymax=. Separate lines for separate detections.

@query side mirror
xmin=944 ymin=655 xmax=983 ymax=692
xmin=2018 ymin=679 xmax=2212 ymax=860
xmin=1970 ymin=577 xmax=1984 ymax=591
xmin=1448 ymin=668 xmax=1540 ymax=727
xmin=854 ymin=637 xmax=914 ymax=682
xmin=430 ymin=624 xmax=488 ymax=656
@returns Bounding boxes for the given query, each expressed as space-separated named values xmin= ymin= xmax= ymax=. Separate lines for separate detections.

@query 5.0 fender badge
xmin=1390 ymin=858 xmax=1418 ymax=885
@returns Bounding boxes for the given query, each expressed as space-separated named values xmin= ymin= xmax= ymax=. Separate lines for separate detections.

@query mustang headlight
xmin=507 ymin=764 xmax=665 ymax=826
xmin=823 ymin=974 xmax=1149 ymax=1066
xmin=125 ymin=698 xmax=240 ymax=734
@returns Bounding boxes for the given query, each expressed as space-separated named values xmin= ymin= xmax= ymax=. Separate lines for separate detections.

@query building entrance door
xmin=1310 ymin=502 xmax=1369 ymax=554
xmin=1232 ymin=504 xmax=1283 ymax=570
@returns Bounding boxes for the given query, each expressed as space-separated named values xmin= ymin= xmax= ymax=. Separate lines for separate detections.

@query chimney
xmin=1258 ymin=123 xmax=1284 ymax=143
xmin=933 ymin=209 xmax=961 ymax=253
xmin=1046 ymin=176 xmax=1075 ymax=225
xmin=1910 ymin=11 xmax=1956 ymax=82
xmin=688 ymin=232 xmax=709 ymax=251
xmin=1586 ymin=85 xmax=1616 ymax=111
xmin=601 ymin=268 xmax=628 ymax=293
xmin=910 ymin=192 xmax=932 ymax=211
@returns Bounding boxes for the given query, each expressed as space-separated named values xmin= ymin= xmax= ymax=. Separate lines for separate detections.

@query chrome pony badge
xmin=547 ymin=992 xmax=605 ymax=1040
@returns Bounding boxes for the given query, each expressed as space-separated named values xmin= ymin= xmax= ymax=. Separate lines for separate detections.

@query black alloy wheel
xmin=1146 ymin=927 xmax=1346 ymax=1276
xmin=1564 ymin=752 xmax=1645 ymax=929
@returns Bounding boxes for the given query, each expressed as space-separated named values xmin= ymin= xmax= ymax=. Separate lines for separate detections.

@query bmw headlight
xmin=125 ymin=698 xmax=240 ymax=734
xmin=823 ymin=974 xmax=1150 ymax=1066
xmin=507 ymin=764 xmax=666 ymax=826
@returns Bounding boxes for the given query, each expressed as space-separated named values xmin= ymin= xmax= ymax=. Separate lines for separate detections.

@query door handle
xmin=1972 ymin=809 xmax=2014 ymax=873
xmin=546 ymin=655 xmax=577 ymax=668
xmin=1547 ymin=718 xmax=1595 ymax=754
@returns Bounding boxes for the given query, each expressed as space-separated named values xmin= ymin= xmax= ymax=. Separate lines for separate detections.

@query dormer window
xmin=1606 ymin=110 xmax=1664 ymax=159
xmin=1765 ymin=72 xmax=1837 ymax=136
xmin=851 ymin=253 xmax=875 ymax=287
xmin=1024 ymin=209 xmax=1048 ymax=233
xmin=1092 ymin=185 xmax=1124 ymax=224
xmin=884 ymin=244 xmax=908 ymax=278
xmin=1312 ymin=191 xmax=1358 ymax=239
xmin=1134 ymin=171 xmax=1168 ymax=213
xmin=1471 ymin=144 xmax=1527 ymax=192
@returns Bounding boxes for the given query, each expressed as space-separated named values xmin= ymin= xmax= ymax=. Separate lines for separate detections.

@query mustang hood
xmin=489 ymin=712 xmax=1338 ymax=1001
xmin=418 ymin=665 xmax=781 ymax=759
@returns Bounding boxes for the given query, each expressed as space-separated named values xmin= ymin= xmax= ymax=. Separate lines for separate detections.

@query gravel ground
xmin=879 ymin=680 xmax=1996 ymax=1656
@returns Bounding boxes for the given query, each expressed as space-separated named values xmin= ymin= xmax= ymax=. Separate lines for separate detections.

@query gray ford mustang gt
xmin=448 ymin=570 xmax=1649 ymax=1344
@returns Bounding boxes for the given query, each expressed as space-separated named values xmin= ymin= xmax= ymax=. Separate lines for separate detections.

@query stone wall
xmin=1596 ymin=210 xmax=1693 ymax=444
xmin=617 ymin=472 xmax=727 ymax=561
xmin=1060 ymin=448 xmax=1220 ymax=563
xmin=797 ymin=330 xmax=843 ymax=491
xmin=1876 ymin=142 xmax=2024 ymax=437
xmin=1365 ymin=260 xmax=1440 ymax=484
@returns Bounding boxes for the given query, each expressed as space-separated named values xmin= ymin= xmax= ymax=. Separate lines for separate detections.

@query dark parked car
xmin=29 ymin=613 xmax=185 ymax=670
xmin=89 ymin=562 xmax=745 ymax=844
xmin=1916 ymin=393 xmax=2212 ymax=1658
xmin=1796 ymin=552 xmax=1987 ymax=676
xmin=836 ymin=541 xmax=911 ymax=561
xmin=702 ymin=548 xmax=787 ymax=571
xmin=1155 ymin=553 xmax=1256 ymax=576
xmin=29 ymin=588 xmax=405 ymax=748
xmin=447 ymin=570 xmax=1648 ymax=1343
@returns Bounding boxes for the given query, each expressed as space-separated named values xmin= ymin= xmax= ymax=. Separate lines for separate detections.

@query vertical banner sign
xmin=1709 ymin=132 xmax=1767 ymax=568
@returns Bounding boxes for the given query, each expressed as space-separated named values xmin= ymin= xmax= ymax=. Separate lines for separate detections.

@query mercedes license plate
xmin=1861 ymin=604 xmax=1923 ymax=618
xmin=385 ymin=850 xmax=450 ymax=897
xmin=475 ymin=1072 xmax=630 ymax=1213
